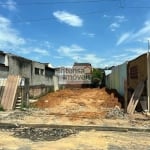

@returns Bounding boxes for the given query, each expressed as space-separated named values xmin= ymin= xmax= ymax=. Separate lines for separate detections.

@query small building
xmin=105 ymin=53 xmax=149 ymax=112
xmin=55 ymin=62 xmax=92 ymax=88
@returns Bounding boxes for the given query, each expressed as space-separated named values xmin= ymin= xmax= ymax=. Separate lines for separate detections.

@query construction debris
xmin=127 ymin=80 xmax=145 ymax=114
xmin=105 ymin=106 xmax=127 ymax=119
xmin=13 ymin=127 xmax=77 ymax=141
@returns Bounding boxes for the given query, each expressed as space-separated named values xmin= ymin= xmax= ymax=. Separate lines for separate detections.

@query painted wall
xmin=8 ymin=55 xmax=32 ymax=81
xmin=31 ymin=61 xmax=54 ymax=86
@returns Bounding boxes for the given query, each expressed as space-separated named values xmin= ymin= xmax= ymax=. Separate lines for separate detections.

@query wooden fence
xmin=0 ymin=75 xmax=21 ymax=110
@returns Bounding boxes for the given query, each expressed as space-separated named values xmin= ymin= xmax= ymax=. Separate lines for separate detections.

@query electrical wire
xmin=1 ymin=9 xmax=116 ymax=24
xmin=0 ymin=0 xmax=119 ymax=6
xmin=2 ymin=5 xmax=147 ymax=24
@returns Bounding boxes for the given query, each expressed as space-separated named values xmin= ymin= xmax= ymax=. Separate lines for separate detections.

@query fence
xmin=0 ymin=76 xmax=29 ymax=110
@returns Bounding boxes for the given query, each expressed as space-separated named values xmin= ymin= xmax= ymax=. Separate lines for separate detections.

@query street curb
xmin=0 ymin=123 xmax=150 ymax=132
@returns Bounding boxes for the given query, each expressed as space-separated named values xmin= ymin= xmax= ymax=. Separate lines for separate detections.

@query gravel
xmin=13 ymin=127 xmax=77 ymax=141
xmin=105 ymin=106 xmax=127 ymax=119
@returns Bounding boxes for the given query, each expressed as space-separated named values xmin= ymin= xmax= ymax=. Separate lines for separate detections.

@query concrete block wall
xmin=29 ymin=85 xmax=54 ymax=98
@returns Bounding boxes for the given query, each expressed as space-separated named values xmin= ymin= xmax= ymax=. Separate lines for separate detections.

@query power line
xmin=0 ymin=0 xmax=150 ymax=8
xmin=0 ymin=8 xmax=118 ymax=24
xmin=119 ymin=0 xmax=150 ymax=9
xmin=119 ymin=0 xmax=124 ymax=8
xmin=124 ymin=6 xmax=150 ymax=9
xmin=0 ymin=0 xmax=119 ymax=6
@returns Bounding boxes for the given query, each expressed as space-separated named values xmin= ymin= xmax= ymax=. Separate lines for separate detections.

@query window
xmin=130 ymin=66 xmax=138 ymax=79
xmin=41 ymin=69 xmax=44 ymax=75
xmin=35 ymin=68 xmax=40 ymax=75
xmin=35 ymin=68 xmax=44 ymax=75
xmin=0 ymin=55 xmax=5 ymax=65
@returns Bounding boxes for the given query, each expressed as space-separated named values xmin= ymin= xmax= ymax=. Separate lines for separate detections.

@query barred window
xmin=130 ymin=66 xmax=138 ymax=79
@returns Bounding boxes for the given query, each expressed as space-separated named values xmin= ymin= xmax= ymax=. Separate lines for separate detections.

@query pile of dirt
xmin=32 ymin=88 xmax=122 ymax=120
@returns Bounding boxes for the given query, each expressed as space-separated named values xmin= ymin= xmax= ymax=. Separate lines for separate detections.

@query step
xmin=16 ymin=100 xmax=22 ymax=103
xmin=15 ymin=103 xmax=21 ymax=106
xmin=15 ymin=107 xmax=21 ymax=110
xmin=17 ymin=96 xmax=22 ymax=100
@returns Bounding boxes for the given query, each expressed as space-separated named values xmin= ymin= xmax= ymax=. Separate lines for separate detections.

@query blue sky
xmin=0 ymin=0 xmax=150 ymax=68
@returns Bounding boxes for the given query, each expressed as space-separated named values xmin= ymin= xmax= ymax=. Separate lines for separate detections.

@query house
xmin=55 ymin=62 xmax=92 ymax=88
xmin=0 ymin=51 xmax=58 ymax=99
xmin=105 ymin=53 xmax=150 ymax=112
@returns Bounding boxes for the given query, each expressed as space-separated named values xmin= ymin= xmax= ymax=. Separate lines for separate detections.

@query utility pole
xmin=147 ymin=40 xmax=150 ymax=113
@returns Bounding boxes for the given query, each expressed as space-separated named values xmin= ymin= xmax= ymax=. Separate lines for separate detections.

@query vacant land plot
xmin=0 ymin=130 xmax=150 ymax=150
xmin=32 ymin=88 xmax=122 ymax=122
xmin=0 ymin=88 xmax=150 ymax=150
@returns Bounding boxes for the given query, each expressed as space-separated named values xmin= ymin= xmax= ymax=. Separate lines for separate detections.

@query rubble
xmin=105 ymin=106 xmax=127 ymax=119
xmin=13 ymin=127 xmax=77 ymax=141
xmin=0 ymin=110 xmax=31 ymax=121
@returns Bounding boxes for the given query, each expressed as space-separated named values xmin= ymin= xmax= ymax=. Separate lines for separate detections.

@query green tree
xmin=91 ymin=68 xmax=104 ymax=87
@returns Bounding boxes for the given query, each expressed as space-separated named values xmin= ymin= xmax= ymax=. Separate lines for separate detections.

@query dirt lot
xmin=0 ymin=130 xmax=150 ymax=150
xmin=32 ymin=88 xmax=122 ymax=122
xmin=0 ymin=88 xmax=150 ymax=150
xmin=0 ymin=88 xmax=150 ymax=126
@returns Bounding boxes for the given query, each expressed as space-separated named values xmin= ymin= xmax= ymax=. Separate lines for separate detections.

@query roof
xmin=0 ymin=50 xmax=54 ymax=67
xmin=73 ymin=62 xmax=92 ymax=67
xmin=128 ymin=53 xmax=147 ymax=63
xmin=0 ymin=51 xmax=6 ymax=56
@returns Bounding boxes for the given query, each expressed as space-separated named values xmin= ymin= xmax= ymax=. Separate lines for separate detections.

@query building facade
xmin=0 ymin=51 xmax=58 ymax=98
xmin=55 ymin=62 xmax=92 ymax=88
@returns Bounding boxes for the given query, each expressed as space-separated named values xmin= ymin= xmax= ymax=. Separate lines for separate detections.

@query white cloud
xmin=54 ymin=56 xmax=63 ymax=59
xmin=72 ymin=54 xmax=105 ymax=67
xmin=11 ymin=46 xmax=50 ymax=56
xmin=78 ymin=54 xmax=104 ymax=66
xmin=110 ymin=22 xmax=120 ymax=31
xmin=57 ymin=44 xmax=85 ymax=57
xmin=33 ymin=48 xmax=50 ymax=56
xmin=57 ymin=44 xmax=104 ymax=67
xmin=133 ymin=21 xmax=150 ymax=39
xmin=136 ymin=37 xmax=150 ymax=43
xmin=115 ymin=15 xmax=126 ymax=22
xmin=43 ymin=41 xmax=52 ymax=49
xmin=111 ymin=53 xmax=132 ymax=65
xmin=117 ymin=20 xmax=150 ymax=45
xmin=113 ymin=53 xmax=128 ymax=58
xmin=109 ymin=48 xmax=147 ymax=66
xmin=103 ymin=14 xmax=110 ymax=18
xmin=109 ymin=15 xmax=127 ymax=32
xmin=0 ymin=15 xmax=52 ymax=59
xmin=1 ymin=0 xmax=17 ymax=11
xmin=82 ymin=32 xmax=95 ymax=38
xmin=125 ymin=48 xmax=147 ymax=56
xmin=53 ymin=11 xmax=83 ymax=27
xmin=116 ymin=32 xmax=131 ymax=45
xmin=0 ymin=16 xmax=25 ymax=47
